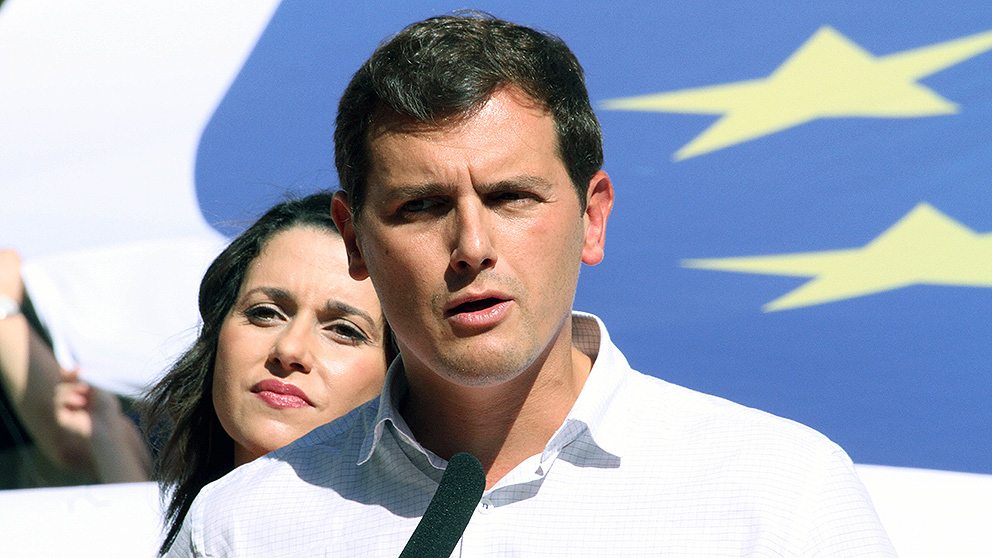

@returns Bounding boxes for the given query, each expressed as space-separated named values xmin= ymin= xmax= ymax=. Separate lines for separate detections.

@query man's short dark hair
xmin=335 ymin=12 xmax=603 ymax=217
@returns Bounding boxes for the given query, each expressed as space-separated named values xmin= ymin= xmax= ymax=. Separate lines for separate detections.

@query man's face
xmin=336 ymin=88 xmax=612 ymax=387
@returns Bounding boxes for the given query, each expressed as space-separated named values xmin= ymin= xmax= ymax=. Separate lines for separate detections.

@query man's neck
xmin=400 ymin=342 xmax=593 ymax=490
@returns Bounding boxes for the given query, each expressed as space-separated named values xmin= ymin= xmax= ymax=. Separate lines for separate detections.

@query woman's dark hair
xmin=142 ymin=191 xmax=394 ymax=555
xmin=335 ymin=12 xmax=603 ymax=219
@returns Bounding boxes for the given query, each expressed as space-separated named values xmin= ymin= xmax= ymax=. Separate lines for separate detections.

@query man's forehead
xmin=366 ymin=110 xmax=468 ymax=146
xmin=367 ymin=86 xmax=550 ymax=142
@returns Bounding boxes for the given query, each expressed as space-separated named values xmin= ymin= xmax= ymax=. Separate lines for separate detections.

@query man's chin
xmin=427 ymin=343 xmax=542 ymax=388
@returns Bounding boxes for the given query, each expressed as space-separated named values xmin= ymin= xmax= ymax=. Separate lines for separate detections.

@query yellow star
xmin=682 ymin=203 xmax=992 ymax=311
xmin=601 ymin=26 xmax=992 ymax=160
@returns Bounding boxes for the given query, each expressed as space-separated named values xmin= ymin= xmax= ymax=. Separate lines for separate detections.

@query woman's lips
xmin=251 ymin=379 xmax=312 ymax=409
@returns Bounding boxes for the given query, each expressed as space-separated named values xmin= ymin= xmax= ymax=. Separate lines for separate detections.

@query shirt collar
xmin=357 ymin=311 xmax=631 ymax=467
xmin=357 ymin=356 xmax=427 ymax=466
xmin=542 ymin=311 xmax=629 ymax=463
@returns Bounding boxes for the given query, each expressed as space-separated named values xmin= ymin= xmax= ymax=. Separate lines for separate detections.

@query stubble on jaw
xmin=400 ymin=294 xmax=575 ymax=391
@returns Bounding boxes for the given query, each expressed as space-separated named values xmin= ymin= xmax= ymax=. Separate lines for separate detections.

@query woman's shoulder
xmin=195 ymin=399 xmax=378 ymax=514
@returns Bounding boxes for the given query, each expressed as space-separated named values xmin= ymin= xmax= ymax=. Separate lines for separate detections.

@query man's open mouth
xmin=448 ymin=297 xmax=506 ymax=316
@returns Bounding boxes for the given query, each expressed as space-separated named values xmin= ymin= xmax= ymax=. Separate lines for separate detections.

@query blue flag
xmin=3 ymin=2 xmax=991 ymax=555
xmin=195 ymin=1 xmax=992 ymax=476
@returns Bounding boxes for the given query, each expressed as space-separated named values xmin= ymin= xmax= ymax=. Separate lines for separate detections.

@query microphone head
xmin=399 ymin=452 xmax=486 ymax=558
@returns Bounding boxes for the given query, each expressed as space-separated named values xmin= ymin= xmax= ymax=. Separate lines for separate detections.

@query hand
xmin=53 ymin=368 xmax=151 ymax=483
xmin=52 ymin=368 xmax=111 ymax=471
xmin=55 ymin=368 xmax=122 ymax=436
xmin=0 ymin=249 xmax=25 ymax=303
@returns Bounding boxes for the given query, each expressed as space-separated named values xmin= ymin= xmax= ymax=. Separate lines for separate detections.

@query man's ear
xmin=581 ymin=170 xmax=614 ymax=266
xmin=331 ymin=191 xmax=369 ymax=280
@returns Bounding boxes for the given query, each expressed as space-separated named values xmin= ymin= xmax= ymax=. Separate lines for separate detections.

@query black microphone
xmin=399 ymin=452 xmax=486 ymax=558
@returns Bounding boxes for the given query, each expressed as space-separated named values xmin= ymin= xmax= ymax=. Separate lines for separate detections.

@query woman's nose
xmin=268 ymin=320 xmax=315 ymax=374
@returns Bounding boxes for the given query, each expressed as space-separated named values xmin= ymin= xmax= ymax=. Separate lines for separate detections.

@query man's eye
xmin=491 ymin=191 xmax=535 ymax=205
xmin=401 ymin=198 xmax=443 ymax=213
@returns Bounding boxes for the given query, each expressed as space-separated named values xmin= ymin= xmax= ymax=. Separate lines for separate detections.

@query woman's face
xmin=212 ymin=226 xmax=388 ymax=466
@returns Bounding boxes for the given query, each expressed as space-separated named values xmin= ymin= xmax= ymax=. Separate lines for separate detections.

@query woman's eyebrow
xmin=321 ymin=300 xmax=376 ymax=328
xmin=241 ymin=286 xmax=292 ymax=301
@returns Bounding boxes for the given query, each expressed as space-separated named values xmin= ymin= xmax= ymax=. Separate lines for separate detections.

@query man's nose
xmin=268 ymin=320 xmax=315 ymax=374
xmin=449 ymin=201 xmax=497 ymax=273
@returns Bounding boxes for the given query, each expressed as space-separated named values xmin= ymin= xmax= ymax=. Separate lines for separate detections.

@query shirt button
xmin=478 ymin=497 xmax=494 ymax=514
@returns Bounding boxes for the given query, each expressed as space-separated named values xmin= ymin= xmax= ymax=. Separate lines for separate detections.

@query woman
xmin=143 ymin=191 xmax=393 ymax=554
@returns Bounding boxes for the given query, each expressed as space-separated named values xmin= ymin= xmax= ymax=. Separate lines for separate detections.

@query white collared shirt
xmin=169 ymin=312 xmax=895 ymax=557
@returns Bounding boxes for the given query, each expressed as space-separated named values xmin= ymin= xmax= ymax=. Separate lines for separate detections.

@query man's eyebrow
xmin=384 ymin=183 xmax=450 ymax=200
xmin=385 ymin=175 xmax=555 ymax=197
xmin=483 ymin=175 xmax=555 ymax=192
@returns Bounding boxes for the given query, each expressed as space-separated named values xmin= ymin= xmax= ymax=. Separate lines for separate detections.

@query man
xmin=168 ymin=14 xmax=895 ymax=557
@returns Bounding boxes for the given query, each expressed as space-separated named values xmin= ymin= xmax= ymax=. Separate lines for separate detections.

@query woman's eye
xmin=327 ymin=322 xmax=370 ymax=343
xmin=244 ymin=305 xmax=282 ymax=323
